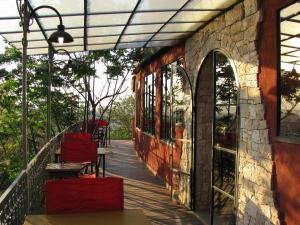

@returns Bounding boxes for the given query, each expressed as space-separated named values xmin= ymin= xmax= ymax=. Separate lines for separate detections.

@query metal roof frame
xmin=0 ymin=0 xmax=243 ymax=55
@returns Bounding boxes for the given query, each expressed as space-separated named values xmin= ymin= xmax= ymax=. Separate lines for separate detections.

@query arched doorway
xmin=195 ymin=51 xmax=238 ymax=225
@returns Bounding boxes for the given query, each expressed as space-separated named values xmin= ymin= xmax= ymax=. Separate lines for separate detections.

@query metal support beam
xmin=143 ymin=0 xmax=191 ymax=48
xmin=114 ymin=0 xmax=142 ymax=49
xmin=47 ymin=46 xmax=53 ymax=141
xmin=22 ymin=0 xmax=29 ymax=170
xmin=83 ymin=0 xmax=88 ymax=51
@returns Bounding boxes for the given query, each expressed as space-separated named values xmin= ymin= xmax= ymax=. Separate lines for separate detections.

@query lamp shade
xmin=48 ymin=24 xmax=73 ymax=44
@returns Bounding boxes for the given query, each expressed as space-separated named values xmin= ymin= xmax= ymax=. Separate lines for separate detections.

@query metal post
xmin=47 ymin=46 xmax=53 ymax=141
xmin=22 ymin=0 xmax=28 ymax=171
xmin=170 ymin=64 xmax=174 ymax=200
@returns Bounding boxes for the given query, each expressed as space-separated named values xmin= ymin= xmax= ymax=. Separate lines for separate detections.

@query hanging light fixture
xmin=48 ymin=24 xmax=73 ymax=45
xmin=28 ymin=5 xmax=73 ymax=45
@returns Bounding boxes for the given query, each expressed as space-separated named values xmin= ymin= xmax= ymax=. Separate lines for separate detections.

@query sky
xmin=0 ymin=35 xmax=133 ymax=104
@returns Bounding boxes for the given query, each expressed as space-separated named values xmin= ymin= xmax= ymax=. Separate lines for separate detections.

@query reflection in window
xmin=215 ymin=53 xmax=238 ymax=150
xmin=279 ymin=2 xmax=300 ymax=137
xmin=143 ymin=73 xmax=156 ymax=134
xmin=161 ymin=58 xmax=185 ymax=141
xmin=136 ymin=80 xmax=141 ymax=128
xmin=212 ymin=52 xmax=237 ymax=225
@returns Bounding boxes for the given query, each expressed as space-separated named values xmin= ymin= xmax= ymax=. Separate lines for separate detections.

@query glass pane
xmin=152 ymin=32 xmax=189 ymax=41
xmin=0 ymin=19 xmax=22 ymax=32
xmin=88 ymin=26 xmax=124 ymax=36
xmin=39 ymin=16 xmax=84 ymax=30
xmin=161 ymin=23 xmax=202 ymax=32
xmin=281 ymin=46 xmax=297 ymax=54
xmin=279 ymin=2 xmax=300 ymax=137
xmin=2 ymin=33 xmax=23 ymax=42
xmin=287 ymin=50 xmax=300 ymax=58
xmin=280 ymin=2 xmax=300 ymax=18
xmin=88 ymin=0 xmax=138 ymax=13
xmin=8 ymin=31 xmax=46 ymax=43
xmin=0 ymin=1 xmax=19 ymax=17
xmin=87 ymin=14 xmax=130 ymax=26
xmin=29 ymin=0 xmax=83 ymax=15
xmin=87 ymin=44 xmax=116 ymax=51
xmin=143 ymin=73 xmax=156 ymax=134
xmin=27 ymin=48 xmax=48 ymax=55
xmin=117 ymin=42 xmax=146 ymax=49
xmin=131 ymin=12 xmax=174 ymax=24
xmin=147 ymin=40 xmax=180 ymax=47
xmin=88 ymin=36 xmax=119 ymax=44
xmin=172 ymin=59 xmax=192 ymax=144
xmin=281 ymin=34 xmax=289 ymax=40
xmin=28 ymin=40 xmax=48 ymax=48
xmin=137 ymin=0 xmax=186 ymax=10
xmin=281 ymin=21 xmax=300 ymax=36
xmin=58 ymin=46 xmax=84 ymax=53
xmin=184 ymin=0 xmax=238 ymax=10
xmin=212 ymin=192 xmax=235 ymax=225
xmin=28 ymin=31 xmax=47 ymax=40
xmin=213 ymin=150 xmax=235 ymax=196
xmin=212 ymin=51 xmax=237 ymax=225
xmin=11 ymin=42 xmax=22 ymax=49
xmin=172 ymin=11 xmax=220 ymax=22
xmin=215 ymin=52 xmax=237 ymax=150
xmin=125 ymin=24 xmax=161 ymax=34
xmin=120 ymin=34 xmax=153 ymax=42
xmin=281 ymin=55 xmax=300 ymax=63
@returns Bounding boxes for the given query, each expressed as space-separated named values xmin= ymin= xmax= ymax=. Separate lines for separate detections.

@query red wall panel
xmin=134 ymin=45 xmax=185 ymax=187
xmin=259 ymin=0 xmax=300 ymax=224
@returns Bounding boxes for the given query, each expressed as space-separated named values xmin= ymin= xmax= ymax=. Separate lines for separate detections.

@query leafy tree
xmin=109 ymin=95 xmax=134 ymax=140
xmin=0 ymin=46 xmax=82 ymax=186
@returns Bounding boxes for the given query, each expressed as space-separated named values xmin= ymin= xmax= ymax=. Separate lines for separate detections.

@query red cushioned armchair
xmin=60 ymin=141 xmax=98 ymax=176
xmin=45 ymin=177 xmax=124 ymax=214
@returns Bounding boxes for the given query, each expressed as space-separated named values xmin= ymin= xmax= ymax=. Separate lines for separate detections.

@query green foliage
xmin=109 ymin=95 xmax=134 ymax=140
xmin=0 ymin=46 xmax=82 ymax=189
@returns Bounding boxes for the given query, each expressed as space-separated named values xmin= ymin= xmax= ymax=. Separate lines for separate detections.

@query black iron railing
xmin=0 ymin=123 xmax=80 ymax=225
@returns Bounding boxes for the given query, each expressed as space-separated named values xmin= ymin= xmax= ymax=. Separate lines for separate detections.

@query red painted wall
xmin=259 ymin=0 xmax=300 ymax=224
xmin=134 ymin=45 xmax=185 ymax=187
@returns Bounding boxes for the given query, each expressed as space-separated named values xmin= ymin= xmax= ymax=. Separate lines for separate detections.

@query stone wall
xmin=194 ymin=52 xmax=214 ymax=212
xmin=185 ymin=0 xmax=280 ymax=224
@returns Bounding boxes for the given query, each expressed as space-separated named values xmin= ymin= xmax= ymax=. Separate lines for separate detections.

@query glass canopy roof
xmin=0 ymin=0 xmax=240 ymax=55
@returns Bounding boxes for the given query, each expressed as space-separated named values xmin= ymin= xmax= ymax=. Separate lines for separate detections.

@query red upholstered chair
xmin=64 ymin=133 xmax=92 ymax=142
xmin=45 ymin=177 xmax=124 ymax=214
xmin=60 ymin=141 xmax=97 ymax=164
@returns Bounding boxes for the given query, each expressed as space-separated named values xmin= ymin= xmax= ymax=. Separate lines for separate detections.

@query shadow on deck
xmin=103 ymin=140 xmax=201 ymax=225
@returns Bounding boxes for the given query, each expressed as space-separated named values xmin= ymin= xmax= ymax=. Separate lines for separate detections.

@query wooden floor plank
xmin=103 ymin=140 xmax=202 ymax=225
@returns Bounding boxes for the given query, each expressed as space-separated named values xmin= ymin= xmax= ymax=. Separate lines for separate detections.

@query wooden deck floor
xmin=103 ymin=140 xmax=201 ymax=225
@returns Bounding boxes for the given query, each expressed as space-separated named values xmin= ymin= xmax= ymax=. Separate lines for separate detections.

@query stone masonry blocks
xmin=185 ymin=0 xmax=279 ymax=225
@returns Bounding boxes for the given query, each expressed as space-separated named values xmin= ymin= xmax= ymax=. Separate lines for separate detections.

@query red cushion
xmin=64 ymin=133 xmax=92 ymax=142
xmin=97 ymin=119 xmax=109 ymax=127
xmin=60 ymin=141 xmax=97 ymax=163
xmin=45 ymin=177 xmax=124 ymax=214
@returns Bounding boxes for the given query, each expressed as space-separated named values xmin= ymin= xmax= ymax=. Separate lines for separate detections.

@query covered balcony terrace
xmin=0 ymin=0 xmax=300 ymax=225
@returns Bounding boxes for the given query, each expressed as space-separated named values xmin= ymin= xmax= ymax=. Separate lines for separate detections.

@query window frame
xmin=277 ymin=0 xmax=300 ymax=142
xmin=160 ymin=58 xmax=184 ymax=142
xmin=136 ymin=80 xmax=141 ymax=129
xmin=143 ymin=73 xmax=156 ymax=135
